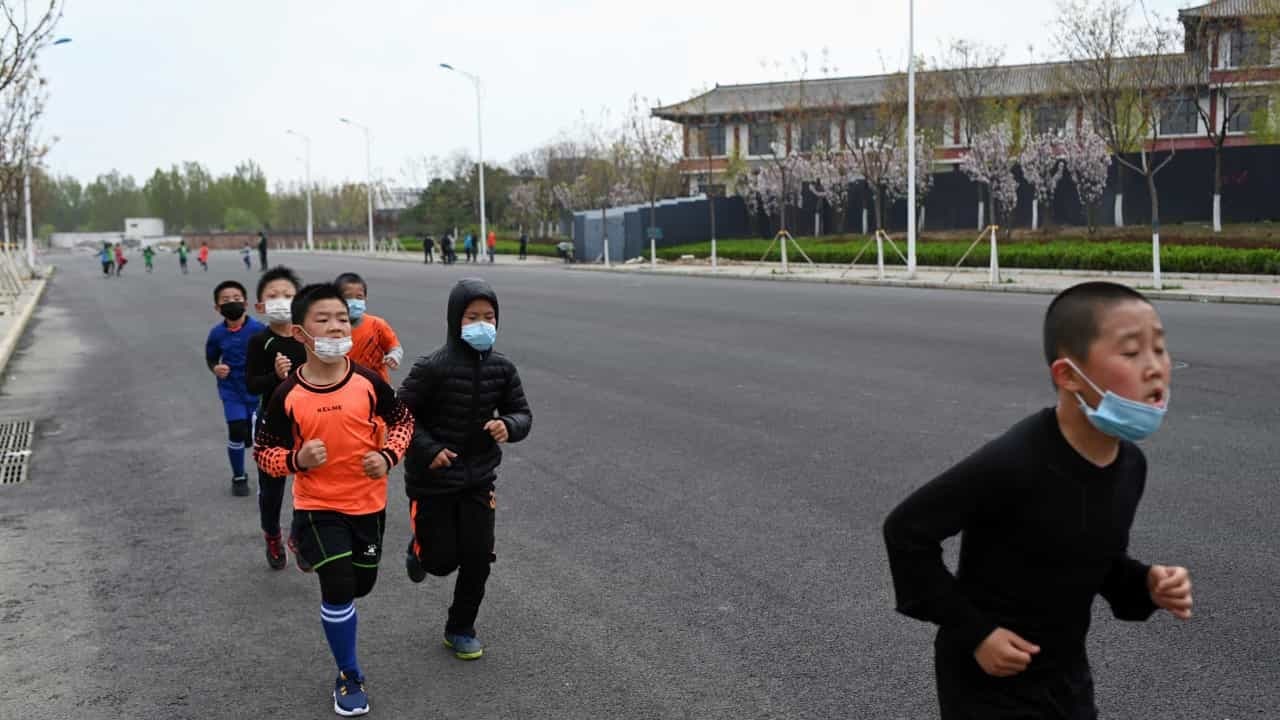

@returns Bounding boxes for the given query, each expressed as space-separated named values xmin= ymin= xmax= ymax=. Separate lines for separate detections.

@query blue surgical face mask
xmin=346 ymin=298 xmax=366 ymax=322
xmin=1064 ymin=358 xmax=1168 ymax=442
xmin=461 ymin=321 xmax=496 ymax=352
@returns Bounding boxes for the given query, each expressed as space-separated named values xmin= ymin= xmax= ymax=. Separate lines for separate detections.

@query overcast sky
xmin=40 ymin=0 xmax=1192 ymax=188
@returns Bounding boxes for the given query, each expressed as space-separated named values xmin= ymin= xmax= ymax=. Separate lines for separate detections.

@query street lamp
xmin=907 ymin=0 xmax=917 ymax=278
xmin=286 ymin=129 xmax=314 ymax=251
xmin=339 ymin=117 xmax=375 ymax=253
xmin=440 ymin=63 xmax=487 ymax=251
xmin=23 ymin=36 xmax=71 ymax=271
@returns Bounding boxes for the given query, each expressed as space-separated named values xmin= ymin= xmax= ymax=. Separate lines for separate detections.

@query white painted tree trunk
xmin=861 ymin=208 xmax=868 ymax=235
xmin=1114 ymin=194 xmax=1124 ymax=227
xmin=1152 ymin=231 xmax=1162 ymax=290
xmin=815 ymin=211 xmax=821 ymax=236
xmin=1031 ymin=203 xmax=1039 ymax=231
xmin=1213 ymin=194 xmax=1222 ymax=233
xmin=977 ymin=201 xmax=985 ymax=230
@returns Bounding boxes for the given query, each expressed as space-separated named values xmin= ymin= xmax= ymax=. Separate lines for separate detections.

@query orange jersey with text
xmin=255 ymin=361 xmax=413 ymax=515
xmin=350 ymin=314 xmax=400 ymax=384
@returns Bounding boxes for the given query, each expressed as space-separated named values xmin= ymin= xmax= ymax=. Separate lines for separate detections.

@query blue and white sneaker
xmin=332 ymin=671 xmax=369 ymax=716
xmin=444 ymin=631 xmax=484 ymax=660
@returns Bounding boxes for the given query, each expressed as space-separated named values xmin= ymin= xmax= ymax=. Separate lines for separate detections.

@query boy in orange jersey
xmin=335 ymin=272 xmax=403 ymax=384
xmin=255 ymin=282 xmax=413 ymax=717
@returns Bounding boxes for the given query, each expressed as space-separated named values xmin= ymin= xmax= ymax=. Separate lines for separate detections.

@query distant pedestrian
xmin=143 ymin=244 xmax=155 ymax=273
xmin=99 ymin=242 xmax=114 ymax=277
xmin=487 ymin=230 xmax=496 ymax=263
xmin=423 ymin=234 xmax=434 ymax=264
xmin=178 ymin=240 xmax=190 ymax=274
xmin=198 ymin=241 xmax=210 ymax=272
xmin=443 ymin=232 xmax=456 ymax=264
xmin=113 ymin=244 xmax=128 ymax=276
xmin=241 ymin=241 xmax=253 ymax=270
xmin=257 ymin=229 xmax=269 ymax=270
xmin=464 ymin=234 xmax=474 ymax=263
xmin=557 ymin=241 xmax=573 ymax=264
xmin=518 ymin=231 xmax=528 ymax=260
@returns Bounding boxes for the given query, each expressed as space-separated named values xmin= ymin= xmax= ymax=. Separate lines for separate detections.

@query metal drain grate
xmin=0 ymin=420 xmax=34 ymax=485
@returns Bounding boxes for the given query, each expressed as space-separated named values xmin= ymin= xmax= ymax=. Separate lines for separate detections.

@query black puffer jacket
xmin=399 ymin=278 xmax=532 ymax=497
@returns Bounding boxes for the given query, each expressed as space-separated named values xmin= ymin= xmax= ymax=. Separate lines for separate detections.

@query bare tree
xmin=1179 ymin=1 xmax=1280 ymax=232
xmin=0 ymin=1 xmax=59 ymax=97
xmin=933 ymin=39 xmax=1009 ymax=228
xmin=1057 ymin=0 xmax=1183 ymax=287
xmin=627 ymin=95 xmax=682 ymax=246
xmin=0 ymin=66 xmax=46 ymax=246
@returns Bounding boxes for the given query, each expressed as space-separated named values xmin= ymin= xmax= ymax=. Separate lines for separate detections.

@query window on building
xmin=799 ymin=118 xmax=830 ymax=152
xmin=917 ymin=113 xmax=948 ymax=144
xmin=1230 ymin=27 xmax=1273 ymax=67
xmin=1032 ymin=104 xmax=1069 ymax=135
xmin=1159 ymin=96 xmax=1199 ymax=135
xmin=748 ymin=122 xmax=776 ymax=156
xmin=1228 ymin=95 xmax=1266 ymax=132
xmin=851 ymin=108 xmax=880 ymax=140
xmin=700 ymin=125 xmax=726 ymax=157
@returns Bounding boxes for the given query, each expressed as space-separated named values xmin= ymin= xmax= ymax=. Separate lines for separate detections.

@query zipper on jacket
xmin=465 ymin=352 xmax=481 ymax=487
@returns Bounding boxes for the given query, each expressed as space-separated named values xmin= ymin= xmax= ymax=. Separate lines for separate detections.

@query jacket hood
xmin=447 ymin=278 xmax=500 ymax=348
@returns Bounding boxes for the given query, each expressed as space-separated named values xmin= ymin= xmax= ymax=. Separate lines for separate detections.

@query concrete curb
xmin=0 ymin=266 xmax=55 ymax=378
xmin=278 ymin=249 xmax=563 ymax=268
xmin=564 ymin=265 xmax=1280 ymax=306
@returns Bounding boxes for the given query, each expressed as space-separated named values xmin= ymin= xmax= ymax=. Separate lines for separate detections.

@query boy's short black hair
xmin=256 ymin=266 xmax=303 ymax=300
xmin=292 ymin=282 xmax=347 ymax=324
xmin=1043 ymin=281 xmax=1152 ymax=366
xmin=334 ymin=272 xmax=367 ymax=295
xmin=213 ymin=280 xmax=247 ymax=302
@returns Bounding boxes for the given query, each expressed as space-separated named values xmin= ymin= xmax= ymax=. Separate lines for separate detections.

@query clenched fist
xmin=213 ymin=363 xmax=231 ymax=379
xmin=974 ymin=627 xmax=1040 ymax=677
xmin=274 ymin=352 xmax=292 ymax=380
xmin=430 ymin=448 xmax=458 ymax=470
xmin=362 ymin=451 xmax=389 ymax=478
xmin=484 ymin=419 xmax=509 ymax=443
xmin=297 ymin=439 xmax=327 ymax=470
xmin=1148 ymin=565 xmax=1193 ymax=620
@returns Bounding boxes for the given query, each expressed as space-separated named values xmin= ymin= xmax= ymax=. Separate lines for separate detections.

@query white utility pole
xmin=340 ymin=117 xmax=375 ymax=253
xmin=287 ymin=130 xmax=314 ymax=251
xmin=441 ymin=63 xmax=487 ymax=249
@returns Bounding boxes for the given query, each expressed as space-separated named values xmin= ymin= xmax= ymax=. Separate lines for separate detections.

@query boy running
xmin=143 ymin=245 xmax=155 ymax=273
xmin=99 ymin=242 xmax=114 ymax=277
xmin=245 ymin=266 xmax=308 ymax=569
xmin=883 ymin=282 xmax=1193 ymax=719
xmin=205 ymin=280 xmax=266 ymax=497
xmin=198 ymin=241 xmax=210 ymax=272
xmin=241 ymin=241 xmax=253 ymax=270
xmin=113 ymin=244 xmax=128 ymax=276
xmin=400 ymin=278 xmax=532 ymax=660
xmin=178 ymin=240 xmax=190 ymax=274
xmin=255 ymin=282 xmax=413 ymax=717
xmin=335 ymin=272 xmax=403 ymax=384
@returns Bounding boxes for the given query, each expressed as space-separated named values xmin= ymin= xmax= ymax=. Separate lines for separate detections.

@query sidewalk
xmin=0 ymin=267 xmax=55 ymax=379
xmin=565 ymin=258 xmax=1280 ymax=305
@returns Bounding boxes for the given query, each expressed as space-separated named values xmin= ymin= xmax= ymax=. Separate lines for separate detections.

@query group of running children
xmin=102 ymin=239 xmax=211 ymax=276
xmin=203 ymin=264 xmax=1189 ymax=719
xmin=205 ymin=265 xmax=531 ymax=716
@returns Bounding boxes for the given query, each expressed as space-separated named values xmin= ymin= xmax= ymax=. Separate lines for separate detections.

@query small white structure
xmin=124 ymin=217 xmax=164 ymax=240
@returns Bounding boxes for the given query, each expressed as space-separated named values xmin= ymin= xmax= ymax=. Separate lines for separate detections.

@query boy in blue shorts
xmin=205 ymin=280 xmax=266 ymax=497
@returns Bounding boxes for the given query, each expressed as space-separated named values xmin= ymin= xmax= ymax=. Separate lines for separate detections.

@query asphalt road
xmin=1 ymin=250 xmax=1277 ymax=719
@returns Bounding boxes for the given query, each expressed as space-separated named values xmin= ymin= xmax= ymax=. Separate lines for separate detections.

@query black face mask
xmin=219 ymin=301 xmax=245 ymax=321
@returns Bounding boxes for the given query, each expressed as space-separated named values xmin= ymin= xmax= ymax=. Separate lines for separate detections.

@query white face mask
xmin=300 ymin=329 xmax=352 ymax=363
xmin=263 ymin=298 xmax=293 ymax=324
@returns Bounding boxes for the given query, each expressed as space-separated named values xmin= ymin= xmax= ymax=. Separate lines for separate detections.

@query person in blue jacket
xmin=205 ymin=279 xmax=265 ymax=497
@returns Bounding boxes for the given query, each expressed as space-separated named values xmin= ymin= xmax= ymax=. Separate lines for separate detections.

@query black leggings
xmin=227 ymin=419 xmax=251 ymax=445
xmin=317 ymin=556 xmax=378 ymax=606
xmin=258 ymin=471 xmax=286 ymax=535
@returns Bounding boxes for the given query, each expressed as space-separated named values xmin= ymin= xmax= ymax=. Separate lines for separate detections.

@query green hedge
xmin=397 ymin=236 xmax=561 ymax=258
xmin=655 ymin=238 xmax=1280 ymax=275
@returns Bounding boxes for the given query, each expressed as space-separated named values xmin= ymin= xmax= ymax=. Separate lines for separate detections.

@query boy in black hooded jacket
xmin=399 ymin=277 xmax=532 ymax=660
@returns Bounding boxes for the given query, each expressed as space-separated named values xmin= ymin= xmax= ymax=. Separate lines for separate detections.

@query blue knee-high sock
xmin=321 ymin=601 xmax=360 ymax=676
xmin=227 ymin=441 xmax=246 ymax=478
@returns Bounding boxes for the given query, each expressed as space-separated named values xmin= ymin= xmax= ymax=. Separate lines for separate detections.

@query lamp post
xmin=907 ymin=0 xmax=917 ymax=278
xmin=440 ymin=63 xmax=487 ymax=249
xmin=286 ymin=129 xmax=314 ymax=251
xmin=339 ymin=117 xmax=375 ymax=253
xmin=23 ymin=36 xmax=70 ymax=270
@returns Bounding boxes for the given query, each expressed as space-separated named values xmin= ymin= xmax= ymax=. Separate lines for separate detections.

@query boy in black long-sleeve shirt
xmin=884 ymin=282 xmax=1193 ymax=719
xmin=245 ymin=266 xmax=308 ymax=570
